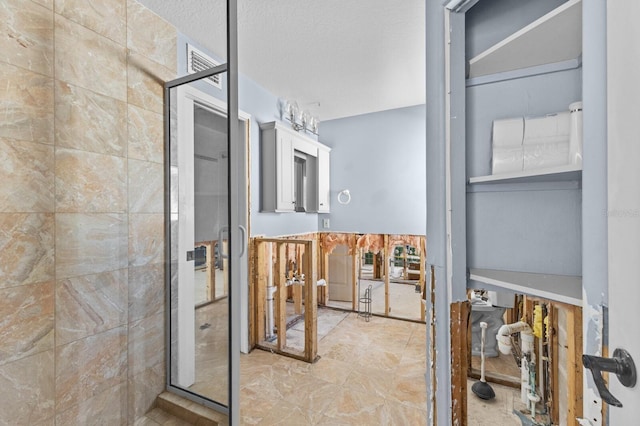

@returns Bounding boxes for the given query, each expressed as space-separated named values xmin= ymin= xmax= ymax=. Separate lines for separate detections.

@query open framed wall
xmin=247 ymin=232 xmax=426 ymax=356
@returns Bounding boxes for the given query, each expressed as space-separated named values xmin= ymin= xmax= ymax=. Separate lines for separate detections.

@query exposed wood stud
xmin=420 ymin=236 xmax=427 ymax=321
xmin=248 ymin=239 xmax=256 ymax=348
xmin=304 ymin=240 xmax=318 ymax=362
xmin=550 ymin=304 xmax=560 ymax=425
xmin=384 ymin=234 xmax=390 ymax=315
xmin=255 ymin=240 xmax=266 ymax=344
xmin=566 ymin=304 xmax=583 ymax=424
xmin=277 ymin=243 xmax=287 ymax=351
xmin=450 ymin=301 xmax=469 ymax=426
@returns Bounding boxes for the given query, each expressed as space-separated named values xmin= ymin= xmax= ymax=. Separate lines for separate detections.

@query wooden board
xmin=304 ymin=241 xmax=318 ymax=362
xmin=450 ymin=301 xmax=470 ymax=426
xmin=277 ymin=243 xmax=288 ymax=350
xmin=566 ymin=304 xmax=583 ymax=424
xmin=384 ymin=234 xmax=390 ymax=316
xmin=255 ymin=241 xmax=266 ymax=344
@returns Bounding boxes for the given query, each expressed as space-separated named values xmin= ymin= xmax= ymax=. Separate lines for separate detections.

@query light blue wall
xmin=176 ymin=33 xmax=318 ymax=237
xmin=318 ymin=105 xmax=427 ymax=235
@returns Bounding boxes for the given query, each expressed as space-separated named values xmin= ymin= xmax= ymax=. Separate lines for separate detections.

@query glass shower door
xmin=166 ymin=77 xmax=232 ymax=412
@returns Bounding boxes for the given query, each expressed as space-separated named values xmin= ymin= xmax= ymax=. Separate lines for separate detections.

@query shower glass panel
xmin=167 ymin=75 xmax=229 ymax=410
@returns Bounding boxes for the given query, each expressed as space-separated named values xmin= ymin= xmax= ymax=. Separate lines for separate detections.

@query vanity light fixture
xmin=281 ymin=99 xmax=320 ymax=135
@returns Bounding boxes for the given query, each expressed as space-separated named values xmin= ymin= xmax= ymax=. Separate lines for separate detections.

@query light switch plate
xmin=323 ymin=218 xmax=330 ymax=229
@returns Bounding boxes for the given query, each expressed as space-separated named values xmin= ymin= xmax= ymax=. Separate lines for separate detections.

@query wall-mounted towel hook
xmin=582 ymin=348 xmax=636 ymax=407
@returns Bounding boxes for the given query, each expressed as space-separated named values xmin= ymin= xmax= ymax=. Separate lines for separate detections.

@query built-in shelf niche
xmin=468 ymin=164 xmax=582 ymax=185
xmin=468 ymin=0 xmax=582 ymax=79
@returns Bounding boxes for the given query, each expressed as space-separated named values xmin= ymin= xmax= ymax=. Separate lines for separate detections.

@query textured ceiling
xmin=137 ymin=0 xmax=425 ymax=121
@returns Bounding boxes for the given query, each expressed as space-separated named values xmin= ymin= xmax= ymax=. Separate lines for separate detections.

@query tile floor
xmin=240 ymin=311 xmax=428 ymax=424
xmin=241 ymin=308 xmax=523 ymax=425
xmin=157 ymin=301 xmax=523 ymax=425
xmin=467 ymin=379 xmax=524 ymax=426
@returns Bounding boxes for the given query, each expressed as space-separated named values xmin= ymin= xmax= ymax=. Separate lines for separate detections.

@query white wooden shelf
xmin=469 ymin=268 xmax=582 ymax=306
xmin=468 ymin=0 xmax=582 ymax=79
xmin=468 ymin=164 xmax=582 ymax=185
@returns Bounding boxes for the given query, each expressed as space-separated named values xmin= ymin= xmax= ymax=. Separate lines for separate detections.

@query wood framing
xmin=566 ymin=304 xmax=583 ymax=424
xmin=250 ymin=232 xmax=427 ymax=359
xmin=248 ymin=239 xmax=256 ymax=349
xmin=384 ymin=234 xmax=390 ymax=316
xmin=419 ymin=237 xmax=427 ymax=321
xmin=429 ymin=266 xmax=437 ymax=425
xmin=252 ymin=237 xmax=318 ymax=363
xmin=550 ymin=303 xmax=559 ymax=424
xmin=255 ymin=241 xmax=267 ymax=344
xmin=463 ymin=292 xmax=583 ymax=424
xmin=351 ymin=234 xmax=357 ymax=311
xmin=450 ymin=300 xmax=470 ymax=426
xmin=277 ymin=243 xmax=287 ymax=350
xmin=304 ymin=240 xmax=318 ymax=361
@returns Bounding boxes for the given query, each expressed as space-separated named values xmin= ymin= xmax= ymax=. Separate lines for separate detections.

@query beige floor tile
xmin=321 ymin=388 xmax=386 ymax=424
xmin=382 ymin=399 xmax=428 ymax=425
xmin=343 ymin=365 xmax=397 ymax=400
xmin=309 ymin=357 xmax=353 ymax=385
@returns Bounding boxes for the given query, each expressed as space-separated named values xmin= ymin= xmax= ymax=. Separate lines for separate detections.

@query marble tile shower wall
xmin=0 ymin=0 xmax=176 ymax=424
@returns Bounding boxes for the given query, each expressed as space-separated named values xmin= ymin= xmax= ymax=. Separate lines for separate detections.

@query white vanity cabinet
xmin=260 ymin=121 xmax=331 ymax=213
xmin=316 ymin=147 xmax=331 ymax=213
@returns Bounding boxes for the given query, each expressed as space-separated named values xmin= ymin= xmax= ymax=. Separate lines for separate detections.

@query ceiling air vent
xmin=187 ymin=44 xmax=222 ymax=89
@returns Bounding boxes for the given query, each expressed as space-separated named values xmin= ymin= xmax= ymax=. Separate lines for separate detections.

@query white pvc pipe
xmin=267 ymin=243 xmax=273 ymax=287
xmin=266 ymin=243 xmax=275 ymax=338
xmin=266 ymin=286 xmax=277 ymax=338
xmin=521 ymin=355 xmax=530 ymax=404
xmin=480 ymin=322 xmax=488 ymax=382
xmin=496 ymin=321 xmax=533 ymax=355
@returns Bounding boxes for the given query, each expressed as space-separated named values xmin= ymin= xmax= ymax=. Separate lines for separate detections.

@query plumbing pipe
xmin=528 ymin=358 xmax=541 ymax=418
xmin=266 ymin=286 xmax=277 ymax=338
xmin=265 ymin=243 xmax=276 ymax=339
xmin=496 ymin=321 xmax=534 ymax=355
xmin=521 ymin=355 xmax=530 ymax=404
xmin=267 ymin=243 xmax=273 ymax=288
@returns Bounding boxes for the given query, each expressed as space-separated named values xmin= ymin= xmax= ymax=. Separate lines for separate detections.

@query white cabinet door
xmin=275 ymin=130 xmax=295 ymax=211
xmin=261 ymin=121 xmax=330 ymax=213
xmin=317 ymin=148 xmax=331 ymax=213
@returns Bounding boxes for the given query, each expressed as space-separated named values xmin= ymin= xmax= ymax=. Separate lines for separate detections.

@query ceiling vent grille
xmin=187 ymin=44 xmax=222 ymax=89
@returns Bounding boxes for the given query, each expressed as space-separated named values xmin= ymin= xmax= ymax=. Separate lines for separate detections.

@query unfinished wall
xmin=0 ymin=0 xmax=175 ymax=423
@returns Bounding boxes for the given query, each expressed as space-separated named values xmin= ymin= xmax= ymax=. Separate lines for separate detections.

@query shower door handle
xmin=218 ymin=226 xmax=245 ymax=258
xmin=238 ymin=225 xmax=247 ymax=257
